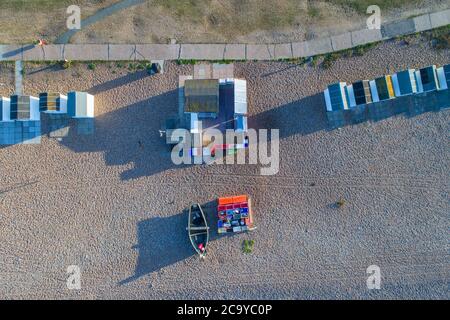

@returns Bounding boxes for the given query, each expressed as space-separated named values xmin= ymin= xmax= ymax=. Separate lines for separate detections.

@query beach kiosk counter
xmin=217 ymin=195 xmax=256 ymax=234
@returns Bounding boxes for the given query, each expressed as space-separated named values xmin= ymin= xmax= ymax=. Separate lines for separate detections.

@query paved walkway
xmin=0 ymin=9 xmax=449 ymax=62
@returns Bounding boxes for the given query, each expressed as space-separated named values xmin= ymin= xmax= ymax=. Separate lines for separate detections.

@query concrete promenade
xmin=0 ymin=9 xmax=449 ymax=62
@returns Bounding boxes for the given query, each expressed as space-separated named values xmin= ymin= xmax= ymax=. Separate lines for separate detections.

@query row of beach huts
xmin=0 ymin=91 xmax=94 ymax=122
xmin=324 ymin=64 xmax=450 ymax=126
xmin=324 ymin=64 xmax=450 ymax=111
xmin=0 ymin=91 xmax=95 ymax=145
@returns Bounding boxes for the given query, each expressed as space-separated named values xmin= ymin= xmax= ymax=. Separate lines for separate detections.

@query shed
xmin=370 ymin=76 xmax=395 ymax=102
xmin=444 ymin=64 xmax=450 ymax=88
xmin=39 ymin=92 xmax=68 ymax=113
xmin=392 ymin=69 xmax=417 ymax=96
xmin=350 ymin=80 xmax=372 ymax=106
xmin=67 ymin=92 xmax=95 ymax=118
xmin=233 ymin=79 xmax=247 ymax=115
xmin=0 ymin=97 xmax=11 ymax=122
xmin=235 ymin=115 xmax=248 ymax=133
xmin=184 ymin=79 xmax=219 ymax=118
xmin=10 ymin=95 xmax=40 ymax=121
xmin=324 ymin=82 xmax=349 ymax=112
xmin=416 ymin=65 xmax=439 ymax=92
xmin=436 ymin=65 xmax=448 ymax=90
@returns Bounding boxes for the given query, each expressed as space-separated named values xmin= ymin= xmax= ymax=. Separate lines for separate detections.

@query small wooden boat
xmin=187 ymin=203 xmax=210 ymax=258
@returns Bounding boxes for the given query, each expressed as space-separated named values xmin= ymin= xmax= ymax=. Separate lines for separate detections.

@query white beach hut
xmin=392 ymin=69 xmax=418 ymax=96
xmin=436 ymin=65 xmax=448 ymax=90
xmin=233 ymin=79 xmax=247 ymax=116
xmin=67 ymin=92 xmax=95 ymax=118
xmin=0 ymin=97 xmax=11 ymax=122
xmin=10 ymin=95 xmax=40 ymax=121
xmin=415 ymin=65 xmax=439 ymax=93
xmin=39 ymin=92 xmax=68 ymax=113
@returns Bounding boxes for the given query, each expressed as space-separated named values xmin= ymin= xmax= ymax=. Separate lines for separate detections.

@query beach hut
xmin=324 ymin=82 xmax=349 ymax=112
xmin=0 ymin=97 xmax=11 ymax=122
xmin=39 ymin=92 xmax=68 ymax=113
xmin=444 ymin=64 xmax=450 ymax=88
xmin=415 ymin=65 xmax=439 ymax=92
xmin=392 ymin=69 xmax=418 ymax=96
xmin=184 ymin=79 xmax=219 ymax=119
xmin=233 ymin=79 xmax=247 ymax=116
xmin=436 ymin=64 xmax=449 ymax=90
xmin=10 ymin=95 xmax=40 ymax=121
xmin=370 ymin=76 xmax=395 ymax=102
xmin=67 ymin=92 xmax=95 ymax=118
xmin=347 ymin=80 xmax=372 ymax=107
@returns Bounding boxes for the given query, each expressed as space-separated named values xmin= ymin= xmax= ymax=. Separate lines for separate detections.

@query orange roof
xmin=218 ymin=195 xmax=248 ymax=205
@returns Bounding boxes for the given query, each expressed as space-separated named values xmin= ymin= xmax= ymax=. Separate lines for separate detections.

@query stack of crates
xmin=217 ymin=195 xmax=254 ymax=234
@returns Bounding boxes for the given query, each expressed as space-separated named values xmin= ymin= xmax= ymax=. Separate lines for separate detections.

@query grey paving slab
xmin=63 ymin=44 xmax=108 ymax=60
xmin=351 ymin=29 xmax=383 ymax=46
xmin=331 ymin=33 xmax=353 ymax=52
xmin=0 ymin=45 xmax=23 ymax=60
xmin=413 ymin=14 xmax=432 ymax=32
xmin=381 ymin=19 xmax=416 ymax=38
xmin=274 ymin=43 xmax=293 ymax=59
xmin=23 ymin=45 xmax=64 ymax=60
xmin=108 ymin=44 xmax=136 ymax=60
xmin=223 ymin=44 xmax=246 ymax=60
xmin=292 ymin=37 xmax=332 ymax=57
xmin=180 ymin=44 xmax=226 ymax=60
xmin=247 ymin=44 xmax=275 ymax=60
xmin=135 ymin=44 xmax=179 ymax=60
xmin=430 ymin=9 xmax=450 ymax=28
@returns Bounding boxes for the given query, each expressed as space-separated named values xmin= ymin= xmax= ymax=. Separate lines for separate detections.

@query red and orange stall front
xmin=217 ymin=195 xmax=256 ymax=234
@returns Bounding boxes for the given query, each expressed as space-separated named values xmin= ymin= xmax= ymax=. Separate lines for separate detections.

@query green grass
xmin=430 ymin=24 xmax=450 ymax=49
xmin=327 ymin=0 xmax=419 ymax=13
xmin=308 ymin=6 xmax=320 ymax=18
xmin=176 ymin=59 xmax=197 ymax=65
xmin=87 ymin=62 xmax=96 ymax=71
xmin=0 ymin=0 xmax=81 ymax=10
xmin=242 ymin=240 xmax=255 ymax=254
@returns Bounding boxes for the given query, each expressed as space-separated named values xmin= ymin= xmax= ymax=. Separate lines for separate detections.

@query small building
xmin=67 ymin=92 xmax=94 ymax=118
xmin=324 ymin=82 xmax=349 ymax=111
xmin=392 ymin=69 xmax=418 ymax=96
xmin=0 ymin=97 xmax=11 ymax=122
xmin=233 ymin=79 xmax=247 ymax=116
xmin=39 ymin=92 xmax=68 ymax=113
xmin=370 ymin=76 xmax=395 ymax=102
xmin=10 ymin=95 xmax=40 ymax=121
xmin=184 ymin=79 xmax=219 ymax=119
xmin=444 ymin=64 xmax=450 ymax=88
xmin=415 ymin=65 xmax=439 ymax=92
xmin=347 ymin=80 xmax=372 ymax=107
xmin=436 ymin=64 xmax=449 ymax=90
xmin=169 ymin=78 xmax=249 ymax=162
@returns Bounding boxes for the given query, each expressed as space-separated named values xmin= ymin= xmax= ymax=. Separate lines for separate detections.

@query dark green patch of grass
xmin=242 ymin=240 xmax=255 ymax=254
xmin=177 ymin=59 xmax=197 ymax=65
xmin=87 ymin=62 xmax=96 ymax=71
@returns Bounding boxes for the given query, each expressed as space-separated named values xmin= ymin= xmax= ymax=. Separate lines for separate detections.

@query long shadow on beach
xmin=248 ymin=93 xmax=329 ymax=139
xmin=59 ymin=88 xmax=183 ymax=180
xmin=119 ymin=201 xmax=225 ymax=285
